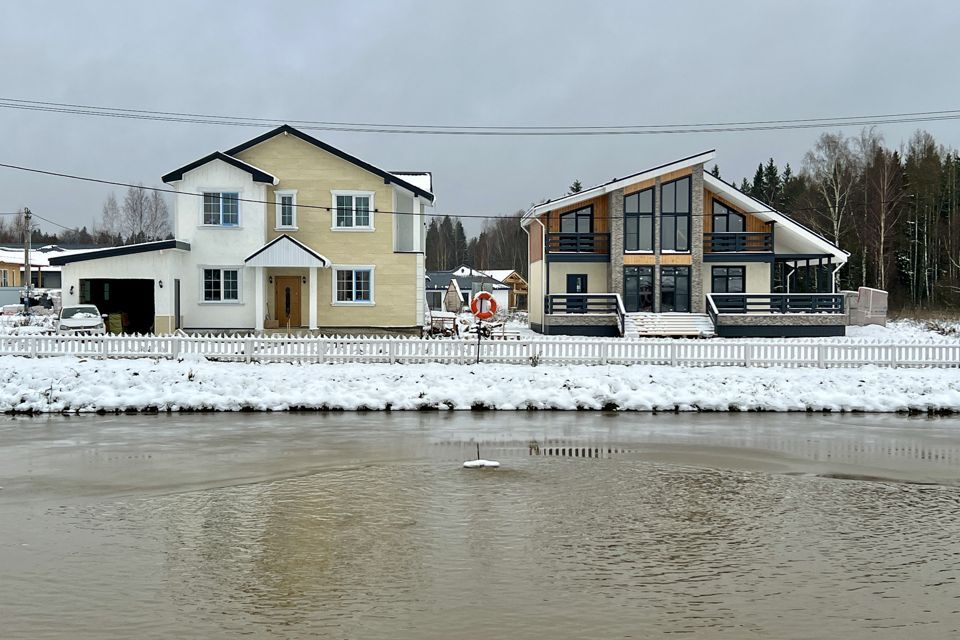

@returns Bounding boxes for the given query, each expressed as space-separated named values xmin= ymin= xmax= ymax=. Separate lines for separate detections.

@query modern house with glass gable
xmin=53 ymin=125 xmax=434 ymax=334
xmin=521 ymin=150 xmax=851 ymax=337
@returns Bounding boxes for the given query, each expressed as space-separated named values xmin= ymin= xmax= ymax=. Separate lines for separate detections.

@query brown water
xmin=2 ymin=412 xmax=959 ymax=639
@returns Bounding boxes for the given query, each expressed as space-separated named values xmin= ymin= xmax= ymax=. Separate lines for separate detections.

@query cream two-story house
xmin=53 ymin=125 xmax=434 ymax=334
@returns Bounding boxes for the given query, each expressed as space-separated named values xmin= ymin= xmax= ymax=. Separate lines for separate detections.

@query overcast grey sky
xmin=1 ymin=0 xmax=959 ymax=236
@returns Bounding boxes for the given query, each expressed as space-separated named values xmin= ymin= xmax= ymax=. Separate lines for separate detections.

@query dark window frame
xmin=660 ymin=176 xmax=691 ymax=252
xmin=711 ymin=266 xmax=746 ymax=294
xmin=558 ymin=205 xmax=594 ymax=234
xmin=623 ymin=265 xmax=654 ymax=312
xmin=712 ymin=199 xmax=745 ymax=233
xmin=624 ymin=187 xmax=655 ymax=253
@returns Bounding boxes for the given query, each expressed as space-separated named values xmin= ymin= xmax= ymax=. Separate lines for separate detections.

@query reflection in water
xmin=2 ymin=412 xmax=960 ymax=639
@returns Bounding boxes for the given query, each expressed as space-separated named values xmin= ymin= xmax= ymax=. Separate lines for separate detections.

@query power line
xmin=2 ymin=96 xmax=960 ymax=136
xmin=0 ymin=159 xmax=903 ymax=233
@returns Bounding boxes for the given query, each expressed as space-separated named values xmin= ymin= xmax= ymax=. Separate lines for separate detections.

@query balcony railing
xmin=545 ymin=293 xmax=625 ymax=335
xmin=708 ymin=293 xmax=845 ymax=315
xmin=546 ymin=232 xmax=611 ymax=255
xmin=704 ymin=232 xmax=772 ymax=253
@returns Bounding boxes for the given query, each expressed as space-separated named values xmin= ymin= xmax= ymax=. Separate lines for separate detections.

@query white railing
xmin=0 ymin=333 xmax=959 ymax=368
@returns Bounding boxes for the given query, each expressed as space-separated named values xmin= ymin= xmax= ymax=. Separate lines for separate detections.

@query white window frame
xmin=275 ymin=189 xmax=298 ymax=231
xmin=200 ymin=266 xmax=243 ymax=304
xmin=200 ymin=189 xmax=242 ymax=228
xmin=331 ymin=265 xmax=375 ymax=306
xmin=331 ymin=190 xmax=375 ymax=231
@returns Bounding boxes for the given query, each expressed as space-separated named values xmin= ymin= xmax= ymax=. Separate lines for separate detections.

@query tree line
xmin=0 ymin=185 xmax=171 ymax=247
xmin=425 ymin=212 xmax=528 ymax=278
xmin=722 ymin=128 xmax=959 ymax=310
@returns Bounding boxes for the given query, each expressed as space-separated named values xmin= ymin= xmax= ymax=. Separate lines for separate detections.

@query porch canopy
xmin=244 ymin=234 xmax=331 ymax=331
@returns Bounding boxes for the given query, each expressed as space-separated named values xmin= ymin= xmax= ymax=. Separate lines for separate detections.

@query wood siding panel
xmin=660 ymin=254 xmax=693 ymax=265
xmin=705 ymin=188 xmax=770 ymax=233
xmin=544 ymin=194 xmax=608 ymax=233
xmin=623 ymin=254 xmax=656 ymax=265
xmin=529 ymin=220 xmax=543 ymax=262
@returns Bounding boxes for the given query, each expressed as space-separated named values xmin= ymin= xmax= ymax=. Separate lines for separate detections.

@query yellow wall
xmin=528 ymin=260 xmax=543 ymax=325
xmin=0 ymin=263 xmax=21 ymax=287
xmin=235 ymin=133 xmax=419 ymax=327
xmin=546 ymin=263 xmax=609 ymax=294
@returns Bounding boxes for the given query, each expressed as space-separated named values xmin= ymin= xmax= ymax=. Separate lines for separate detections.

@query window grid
xmin=334 ymin=194 xmax=373 ymax=229
xmin=202 ymin=192 xmax=240 ymax=226
xmin=624 ymin=187 xmax=654 ymax=252
xmin=280 ymin=195 xmax=294 ymax=227
xmin=713 ymin=200 xmax=745 ymax=233
xmin=712 ymin=266 xmax=745 ymax=294
xmin=203 ymin=268 xmax=240 ymax=302
xmin=335 ymin=269 xmax=373 ymax=303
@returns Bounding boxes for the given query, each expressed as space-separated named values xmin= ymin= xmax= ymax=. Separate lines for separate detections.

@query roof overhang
xmin=522 ymin=150 xmax=716 ymax=226
xmin=162 ymin=151 xmax=278 ymax=185
xmin=48 ymin=240 xmax=190 ymax=265
xmin=244 ymin=234 xmax=331 ymax=268
xmin=703 ymin=173 xmax=848 ymax=264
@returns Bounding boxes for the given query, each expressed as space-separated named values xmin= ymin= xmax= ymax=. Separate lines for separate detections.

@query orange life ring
xmin=470 ymin=291 xmax=498 ymax=320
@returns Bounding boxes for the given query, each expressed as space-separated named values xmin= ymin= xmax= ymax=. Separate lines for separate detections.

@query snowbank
xmin=1 ymin=355 xmax=958 ymax=414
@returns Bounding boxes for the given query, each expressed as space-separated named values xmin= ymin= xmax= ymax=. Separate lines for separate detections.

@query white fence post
xmin=744 ymin=343 xmax=752 ymax=368
xmin=817 ymin=344 xmax=826 ymax=368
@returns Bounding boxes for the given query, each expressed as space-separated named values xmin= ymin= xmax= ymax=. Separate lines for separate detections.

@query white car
xmin=57 ymin=305 xmax=107 ymax=335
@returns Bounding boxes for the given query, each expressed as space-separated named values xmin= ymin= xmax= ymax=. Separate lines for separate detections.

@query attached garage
xmin=50 ymin=240 xmax=190 ymax=335
xmin=79 ymin=278 xmax=156 ymax=334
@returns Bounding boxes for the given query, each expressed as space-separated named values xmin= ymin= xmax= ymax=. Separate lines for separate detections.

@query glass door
xmin=623 ymin=266 xmax=653 ymax=313
xmin=660 ymin=266 xmax=690 ymax=312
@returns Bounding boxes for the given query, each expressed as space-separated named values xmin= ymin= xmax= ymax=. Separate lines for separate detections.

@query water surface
xmin=2 ymin=412 xmax=959 ymax=639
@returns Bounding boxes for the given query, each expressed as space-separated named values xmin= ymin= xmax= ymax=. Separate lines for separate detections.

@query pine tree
xmin=709 ymin=164 xmax=721 ymax=179
xmin=425 ymin=218 xmax=441 ymax=270
xmin=438 ymin=216 xmax=455 ymax=270
xmin=569 ymin=180 xmax=583 ymax=194
xmin=762 ymin=158 xmax=783 ymax=207
xmin=751 ymin=164 xmax=765 ymax=199
xmin=453 ymin=219 xmax=468 ymax=267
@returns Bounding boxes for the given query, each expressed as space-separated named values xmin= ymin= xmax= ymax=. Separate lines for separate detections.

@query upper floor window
xmin=275 ymin=190 xmax=297 ymax=229
xmin=203 ymin=192 xmax=239 ymax=226
xmin=0 ymin=269 xmax=7 ymax=287
xmin=713 ymin=199 xmax=745 ymax=232
xmin=660 ymin=176 xmax=690 ymax=252
xmin=558 ymin=206 xmax=592 ymax=233
xmin=332 ymin=191 xmax=373 ymax=230
xmin=624 ymin=187 xmax=654 ymax=252
xmin=203 ymin=268 xmax=240 ymax=302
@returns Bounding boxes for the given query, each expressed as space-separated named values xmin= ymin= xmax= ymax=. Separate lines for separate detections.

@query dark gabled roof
xmin=225 ymin=125 xmax=435 ymax=202
xmin=48 ymin=240 xmax=190 ymax=265
xmin=161 ymin=151 xmax=277 ymax=184
xmin=425 ymin=270 xmax=508 ymax=291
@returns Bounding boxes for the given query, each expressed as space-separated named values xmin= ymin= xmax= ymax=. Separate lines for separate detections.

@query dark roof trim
xmin=162 ymin=151 xmax=277 ymax=184
xmin=48 ymin=240 xmax=190 ymax=265
xmin=225 ymin=125 xmax=435 ymax=202
xmin=243 ymin=233 xmax=330 ymax=265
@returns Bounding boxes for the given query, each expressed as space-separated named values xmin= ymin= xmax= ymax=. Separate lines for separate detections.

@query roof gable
xmin=703 ymin=173 xmax=847 ymax=262
xmin=523 ymin=150 xmax=715 ymax=224
xmin=244 ymin=234 xmax=331 ymax=268
xmin=161 ymin=151 xmax=278 ymax=184
xmin=224 ymin=125 xmax=435 ymax=202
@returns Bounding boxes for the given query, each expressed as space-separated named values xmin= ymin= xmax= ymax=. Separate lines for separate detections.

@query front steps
xmin=624 ymin=312 xmax=715 ymax=338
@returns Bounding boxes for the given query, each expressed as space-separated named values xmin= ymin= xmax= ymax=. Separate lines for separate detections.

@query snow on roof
xmin=483 ymin=269 xmax=518 ymax=283
xmin=390 ymin=171 xmax=433 ymax=194
xmin=0 ymin=246 xmax=92 ymax=268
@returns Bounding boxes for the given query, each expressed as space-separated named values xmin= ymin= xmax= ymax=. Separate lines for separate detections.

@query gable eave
xmin=224 ymin=125 xmax=436 ymax=202
xmin=161 ymin=151 xmax=278 ymax=185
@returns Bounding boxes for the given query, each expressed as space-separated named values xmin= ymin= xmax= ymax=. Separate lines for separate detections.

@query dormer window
xmin=203 ymin=192 xmax=240 ymax=226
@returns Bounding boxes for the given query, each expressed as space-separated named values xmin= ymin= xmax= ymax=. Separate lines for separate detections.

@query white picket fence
xmin=0 ymin=333 xmax=959 ymax=368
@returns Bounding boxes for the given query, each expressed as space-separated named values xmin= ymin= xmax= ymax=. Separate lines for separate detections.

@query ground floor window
xmin=711 ymin=266 xmax=745 ymax=293
xmin=334 ymin=267 xmax=374 ymax=304
xmin=623 ymin=266 xmax=653 ymax=313
xmin=0 ymin=269 xmax=7 ymax=286
xmin=660 ymin=266 xmax=690 ymax=312
xmin=427 ymin=290 xmax=443 ymax=310
xmin=203 ymin=268 xmax=240 ymax=302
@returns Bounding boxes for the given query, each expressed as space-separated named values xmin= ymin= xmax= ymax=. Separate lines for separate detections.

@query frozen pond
xmin=2 ymin=411 xmax=959 ymax=639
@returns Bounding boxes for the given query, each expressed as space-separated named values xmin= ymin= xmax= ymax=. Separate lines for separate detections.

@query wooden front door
xmin=274 ymin=276 xmax=301 ymax=327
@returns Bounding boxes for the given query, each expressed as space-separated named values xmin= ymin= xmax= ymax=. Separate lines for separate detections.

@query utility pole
xmin=22 ymin=207 xmax=32 ymax=315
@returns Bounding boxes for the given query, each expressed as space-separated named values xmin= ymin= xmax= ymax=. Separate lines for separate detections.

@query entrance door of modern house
xmin=274 ymin=276 xmax=301 ymax=327
xmin=623 ymin=266 xmax=653 ymax=313
xmin=566 ymin=274 xmax=587 ymax=312
xmin=660 ymin=266 xmax=690 ymax=312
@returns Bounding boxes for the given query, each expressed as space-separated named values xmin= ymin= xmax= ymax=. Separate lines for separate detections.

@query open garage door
xmin=79 ymin=279 xmax=155 ymax=334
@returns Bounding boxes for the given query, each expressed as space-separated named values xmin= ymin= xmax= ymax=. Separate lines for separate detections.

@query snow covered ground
xmin=1 ymin=355 xmax=958 ymax=414
xmin=0 ymin=313 xmax=56 ymax=335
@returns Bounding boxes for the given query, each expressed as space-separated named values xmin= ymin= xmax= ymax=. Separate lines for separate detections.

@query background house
xmin=426 ymin=268 xmax=509 ymax=313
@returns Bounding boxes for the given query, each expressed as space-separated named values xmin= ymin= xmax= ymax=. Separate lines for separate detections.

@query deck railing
xmin=708 ymin=293 xmax=845 ymax=314
xmin=544 ymin=293 xmax=619 ymax=315
xmin=545 ymin=232 xmax=611 ymax=255
xmin=0 ymin=333 xmax=957 ymax=368
xmin=704 ymin=231 xmax=772 ymax=253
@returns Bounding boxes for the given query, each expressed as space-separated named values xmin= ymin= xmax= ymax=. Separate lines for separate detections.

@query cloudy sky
xmin=1 ymin=0 xmax=959 ymax=235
